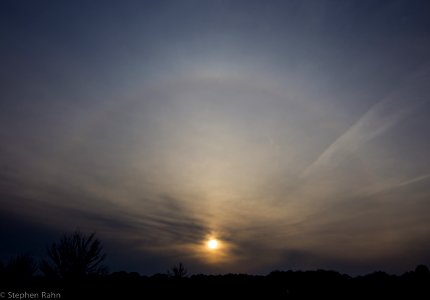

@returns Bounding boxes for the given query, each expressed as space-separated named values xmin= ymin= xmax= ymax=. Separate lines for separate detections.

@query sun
xmin=207 ymin=239 xmax=218 ymax=250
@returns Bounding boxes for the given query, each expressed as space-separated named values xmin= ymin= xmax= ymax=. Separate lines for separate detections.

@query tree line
xmin=1 ymin=231 xmax=429 ymax=299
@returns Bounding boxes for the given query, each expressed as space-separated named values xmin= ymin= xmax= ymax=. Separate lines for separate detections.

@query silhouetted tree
xmin=415 ymin=264 xmax=430 ymax=277
xmin=168 ymin=262 xmax=188 ymax=279
xmin=6 ymin=254 xmax=37 ymax=279
xmin=41 ymin=231 xmax=106 ymax=279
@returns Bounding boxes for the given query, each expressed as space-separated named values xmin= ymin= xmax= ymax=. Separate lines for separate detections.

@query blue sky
xmin=1 ymin=0 xmax=430 ymax=275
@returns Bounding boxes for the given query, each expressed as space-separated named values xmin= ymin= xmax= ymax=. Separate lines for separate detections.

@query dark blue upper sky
xmin=1 ymin=0 xmax=430 ymax=275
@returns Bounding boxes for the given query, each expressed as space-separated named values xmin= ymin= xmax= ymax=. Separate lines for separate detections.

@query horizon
xmin=1 ymin=0 xmax=430 ymax=276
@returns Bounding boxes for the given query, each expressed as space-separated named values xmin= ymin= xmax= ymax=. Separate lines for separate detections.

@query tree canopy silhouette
xmin=41 ymin=230 xmax=106 ymax=279
xmin=5 ymin=254 xmax=37 ymax=279
xmin=168 ymin=262 xmax=188 ymax=279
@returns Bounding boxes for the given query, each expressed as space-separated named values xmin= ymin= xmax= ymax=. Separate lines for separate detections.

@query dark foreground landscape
xmin=2 ymin=265 xmax=430 ymax=299
xmin=1 ymin=232 xmax=430 ymax=299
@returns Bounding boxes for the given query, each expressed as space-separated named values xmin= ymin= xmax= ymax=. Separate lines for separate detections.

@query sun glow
xmin=207 ymin=239 xmax=218 ymax=250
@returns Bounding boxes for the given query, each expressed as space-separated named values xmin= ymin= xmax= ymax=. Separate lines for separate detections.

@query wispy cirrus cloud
xmin=301 ymin=67 xmax=430 ymax=180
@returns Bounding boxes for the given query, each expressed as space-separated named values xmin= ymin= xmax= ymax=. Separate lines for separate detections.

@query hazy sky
xmin=1 ymin=0 xmax=430 ymax=275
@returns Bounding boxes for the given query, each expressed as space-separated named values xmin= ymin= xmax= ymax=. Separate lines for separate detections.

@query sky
xmin=1 ymin=0 xmax=430 ymax=275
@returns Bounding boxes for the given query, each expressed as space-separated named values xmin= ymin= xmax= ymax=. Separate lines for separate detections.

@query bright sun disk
xmin=208 ymin=239 xmax=218 ymax=250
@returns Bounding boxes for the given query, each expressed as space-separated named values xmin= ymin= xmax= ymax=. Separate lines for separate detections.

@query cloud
xmin=2 ymin=1 xmax=430 ymax=275
xmin=397 ymin=173 xmax=430 ymax=187
xmin=300 ymin=67 xmax=429 ymax=179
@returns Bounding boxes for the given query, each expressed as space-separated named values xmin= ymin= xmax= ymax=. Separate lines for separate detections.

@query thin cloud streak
xmin=398 ymin=173 xmax=430 ymax=187
xmin=300 ymin=67 xmax=430 ymax=180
